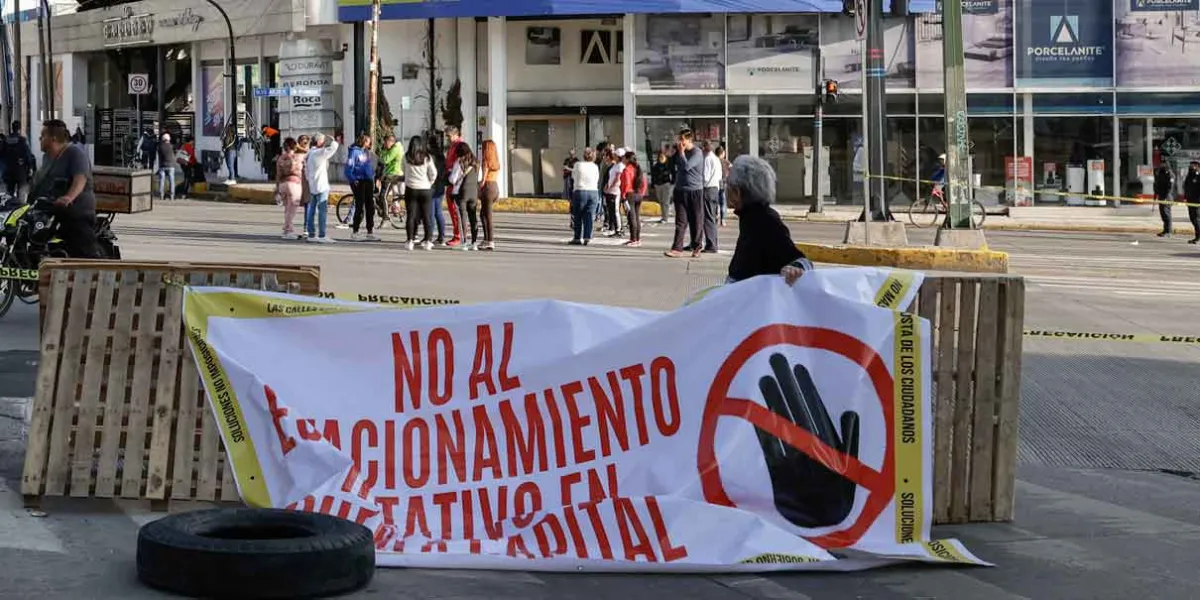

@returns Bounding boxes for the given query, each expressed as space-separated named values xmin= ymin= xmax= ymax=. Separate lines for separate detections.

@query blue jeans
xmin=224 ymin=148 xmax=238 ymax=180
xmin=572 ymin=190 xmax=600 ymax=241
xmin=718 ymin=187 xmax=727 ymax=222
xmin=157 ymin=167 xmax=175 ymax=199
xmin=305 ymin=191 xmax=329 ymax=238
xmin=430 ymin=191 xmax=446 ymax=240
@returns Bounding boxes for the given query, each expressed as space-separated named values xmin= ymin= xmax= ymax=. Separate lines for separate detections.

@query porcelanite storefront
xmin=20 ymin=0 xmax=344 ymax=180
xmin=342 ymin=0 xmax=1200 ymax=205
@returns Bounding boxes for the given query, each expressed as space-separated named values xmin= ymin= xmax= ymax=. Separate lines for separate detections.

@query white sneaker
xmin=317 ymin=236 xmax=335 ymax=244
xmin=335 ymin=223 xmax=350 ymax=230
xmin=364 ymin=233 xmax=381 ymax=242
xmin=405 ymin=241 xmax=415 ymax=251
xmin=351 ymin=233 xmax=364 ymax=242
xmin=422 ymin=241 xmax=433 ymax=250
xmin=306 ymin=235 xmax=317 ymax=243
xmin=223 ymin=179 xmax=236 ymax=185
xmin=460 ymin=243 xmax=471 ymax=251
xmin=280 ymin=233 xmax=295 ymax=240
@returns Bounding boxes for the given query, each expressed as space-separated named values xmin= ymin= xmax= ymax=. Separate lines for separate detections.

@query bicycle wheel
xmin=0 ymin=247 xmax=17 ymax=319
xmin=906 ymin=198 xmax=941 ymax=229
xmin=971 ymin=202 xmax=987 ymax=229
xmin=334 ymin=194 xmax=355 ymax=225
xmin=383 ymin=185 xmax=405 ymax=229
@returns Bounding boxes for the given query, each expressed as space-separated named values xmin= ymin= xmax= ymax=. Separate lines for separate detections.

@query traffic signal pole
xmin=864 ymin=0 xmax=888 ymax=221
xmin=942 ymin=0 xmax=972 ymax=228
xmin=810 ymin=45 xmax=824 ymax=214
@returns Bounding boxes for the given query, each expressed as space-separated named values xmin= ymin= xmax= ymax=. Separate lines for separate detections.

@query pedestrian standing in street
xmin=176 ymin=135 xmax=198 ymax=199
xmin=479 ymin=140 xmax=502 ymax=251
xmin=1185 ymin=161 xmax=1200 ymax=245
xmin=448 ymin=146 xmax=480 ymax=250
xmin=651 ymin=148 xmax=675 ymax=224
xmin=604 ymin=148 xmax=626 ymax=236
xmin=569 ymin=147 xmax=601 ymax=246
xmin=429 ymin=137 xmax=448 ymax=245
xmin=403 ymin=135 xmax=438 ymax=251
xmin=344 ymin=134 xmax=379 ymax=242
xmin=564 ymin=149 xmax=579 ymax=231
xmin=1156 ymin=162 xmax=1178 ymax=237
xmin=718 ymin=146 xmax=730 ymax=227
xmin=274 ymin=137 xmax=305 ymax=240
xmin=665 ymin=128 xmax=705 ymax=259
xmin=305 ymin=133 xmax=339 ymax=243
xmin=156 ymin=133 xmax=176 ymax=201
xmin=701 ymin=141 xmax=723 ymax=253
xmin=443 ymin=126 xmax=469 ymax=247
xmin=620 ymin=151 xmax=648 ymax=247
xmin=2 ymin=122 xmax=31 ymax=205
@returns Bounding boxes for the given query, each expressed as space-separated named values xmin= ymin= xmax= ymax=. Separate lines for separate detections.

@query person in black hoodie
xmin=1185 ymin=161 xmax=1200 ymax=245
xmin=1154 ymin=162 xmax=1177 ymax=237
xmin=724 ymin=155 xmax=812 ymax=284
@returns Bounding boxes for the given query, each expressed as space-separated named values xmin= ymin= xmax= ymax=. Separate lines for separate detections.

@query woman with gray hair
xmin=725 ymin=155 xmax=812 ymax=285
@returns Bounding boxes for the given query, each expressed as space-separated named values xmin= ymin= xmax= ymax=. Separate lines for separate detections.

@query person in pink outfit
xmin=274 ymin=137 xmax=305 ymax=240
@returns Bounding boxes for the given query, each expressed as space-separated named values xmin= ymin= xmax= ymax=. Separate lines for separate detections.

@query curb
xmin=797 ymin=213 xmax=1190 ymax=235
xmin=796 ymin=242 xmax=1009 ymax=274
xmin=223 ymin=187 xmax=665 ymax=217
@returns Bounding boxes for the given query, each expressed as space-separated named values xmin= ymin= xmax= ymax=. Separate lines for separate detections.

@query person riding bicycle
xmin=30 ymin=119 xmax=100 ymax=259
xmin=930 ymin=153 xmax=947 ymax=198
xmin=378 ymin=134 xmax=404 ymax=205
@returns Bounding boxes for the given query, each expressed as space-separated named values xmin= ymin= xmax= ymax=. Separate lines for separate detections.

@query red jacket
xmin=620 ymin=164 xmax=648 ymax=197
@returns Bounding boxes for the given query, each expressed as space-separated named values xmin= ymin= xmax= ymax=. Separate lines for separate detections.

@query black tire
xmin=334 ymin=193 xmax=355 ymax=225
xmin=0 ymin=246 xmax=15 ymax=319
xmin=906 ymin=198 xmax=940 ymax=229
xmin=137 ymin=508 xmax=375 ymax=599
xmin=382 ymin=184 xmax=405 ymax=229
xmin=971 ymin=201 xmax=987 ymax=229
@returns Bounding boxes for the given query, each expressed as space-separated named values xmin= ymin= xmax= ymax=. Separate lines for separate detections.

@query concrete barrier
xmin=798 ymin=242 xmax=1009 ymax=274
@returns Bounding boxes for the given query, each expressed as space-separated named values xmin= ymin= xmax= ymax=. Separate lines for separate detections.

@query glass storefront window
xmin=758 ymin=94 xmax=815 ymax=117
xmin=919 ymin=93 xmax=1016 ymax=117
xmin=1031 ymin=92 xmax=1114 ymax=115
xmin=633 ymin=14 xmax=725 ymax=91
xmin=1152 ymin=118 xmax=1200 ymax=190
xmin=886 ymin=117 xmax=917 ymax=205
xmin=759 ymin=116 xmax=813 ymax=204
xmin=728 ymin=117 xmax=751 ymax=160
xmin=1032 ymin=116 xmax=1113 ymax=205
xmin=919 ymin=115 xmax=1017 ymax=204
xmin=1119 ymin=118 xmax=1151 ymax=197
xmin=1116 ymin=93 xmax=1200 ymax=116
xmin=728 ymin=95 xmax=752 ymax=116
xmin=823 ymin=117 xmax=864 ymax=205
xmin=638 ymin=118 xmax=725 ymax=159
xmin=636 ymin=94 xmax=724 ymax=117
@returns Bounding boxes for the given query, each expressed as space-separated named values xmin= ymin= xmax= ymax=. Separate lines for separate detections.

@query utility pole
xmin=366 ymin=0 xmax=380 ymax=140
xmin=941 ymin=0 xmax=971 ymax=229
xmin=863 ymin=0 xmax=888 ymax=221
xmin=809 ymin=45 xmax=824 ymax=214
xmin=13 ymin=0 xmax=22 ymax=129
xmin=34 ymin=0 xmax=46 ymax=120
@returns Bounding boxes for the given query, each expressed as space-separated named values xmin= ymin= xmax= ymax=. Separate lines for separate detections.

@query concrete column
xmin=457 ymin=17 xmax=477 ymax=151
xmin=1021 ymin=92 xmax=1033 ymax=160
xmin=622 ymin=14 xmax=635 ymax=154
xmin=1111 ymin=114 xmax=1120 ymax=207
xmin=192 ymin=42 xmax=202 ymax=142
xmin=748 ymin=95 xmax=759 ymax=157
xmin=487 ymin=16 xmax=508 ymax=197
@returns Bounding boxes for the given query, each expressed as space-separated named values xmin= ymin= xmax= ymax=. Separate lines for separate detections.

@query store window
xmin=759 ymin=113 xmax=813 ymax=204
xmin=918 ymin=114 xmax=1017 ymax=205
xmin=1032 ymin=116 xmax=1113 ymax=205
xmin=633 ymin=14 xmax=725 ymax=91
xmin=635 ymin=94 xmax=724 ymax=117
xmin=638 ymin=118 xmax=724 ymax=159
xmin=1152 ymin=118 xmax=1200 ymax=190
xmin=727 ymin=117 xmax=751 ymax=160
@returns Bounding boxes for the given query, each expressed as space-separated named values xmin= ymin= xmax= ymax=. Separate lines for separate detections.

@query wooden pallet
xmin=915 ymin=275 xmax=1025 ymax=524
xmin=21 ymin=262 xmax=321 ymax=509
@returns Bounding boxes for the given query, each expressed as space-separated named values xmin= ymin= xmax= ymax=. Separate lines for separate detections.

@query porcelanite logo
xmin=1026 ymin=15 xmax=1105 ymax=64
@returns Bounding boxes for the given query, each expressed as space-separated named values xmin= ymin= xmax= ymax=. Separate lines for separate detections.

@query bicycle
xmin=335 ymin=178 xmax=404 ymax=230
xmin=906 ymin=187 xmax=986 ymax=229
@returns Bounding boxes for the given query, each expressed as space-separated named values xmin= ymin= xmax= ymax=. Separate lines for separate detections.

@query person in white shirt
xmin=603 ymin=148 xmax=626 ymax=235
xmin=852 ymin=136 xmax=866 ymax=206
xmin=701 ymin=141 xmax=724 ymax=252
xmin=570 ymin=147 xmax=601 ymax=245
xmin=402 ymin=135 xmax=439 ymax=250
xmin=303 ymin=133 xmax=339 ymax=243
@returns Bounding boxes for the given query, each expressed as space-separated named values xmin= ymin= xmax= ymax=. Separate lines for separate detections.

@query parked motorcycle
xmin=0 ymin=197 xmax=120 ymax=318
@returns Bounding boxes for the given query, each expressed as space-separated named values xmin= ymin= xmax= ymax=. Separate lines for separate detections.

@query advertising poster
xmin=1015 ymin=0 xmax=1114 ymax=87
xmin=202 ymin=64 xmax=225 ymax=137
xmin=525 ymin=26 xmax=562 ymax=66
xmin=724 ymin=14 xmax=818 ymax=91
xmin=633 ymin=14 xmax=725 ymax=90
xmin=819 ymin=14 xmax=915 ymax=91
xmin=1115 ymin=0 xmax=1200 ymax=87
xmin=915 ymin=0 xmax=1015 ymax=88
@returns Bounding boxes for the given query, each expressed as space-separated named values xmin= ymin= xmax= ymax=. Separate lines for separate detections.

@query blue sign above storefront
xmin=1129 ymin=0 xmax=1200 ymax=11
xmin=1015 ymin=0 xmax=1114 ymax=87
xmin=339 ymin=0 xmax=937 ymax=21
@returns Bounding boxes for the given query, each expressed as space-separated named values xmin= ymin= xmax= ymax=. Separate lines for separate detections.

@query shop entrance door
xmin=512 ymin=117 xmax=581 ymax=196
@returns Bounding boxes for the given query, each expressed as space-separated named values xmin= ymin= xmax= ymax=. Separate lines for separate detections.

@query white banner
xmin=182 ymin=268 xmax=989 ymax=571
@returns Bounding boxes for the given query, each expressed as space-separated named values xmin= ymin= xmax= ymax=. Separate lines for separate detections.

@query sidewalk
xmin=213 ymin=182 xmax=1192 ymax=236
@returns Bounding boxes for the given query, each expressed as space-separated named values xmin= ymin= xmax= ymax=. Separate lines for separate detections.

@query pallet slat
xmin=94 ymin=271 xmax=140 ymax=497
xmin=992 ymin=278 xmax=1025 ymax=521
xmin=146 ymin=284 xmax=185 ymax=499
xmin=170 ymin=353 xmax=202 ymax=500
xmin=69 ymin=271 xmax=118 ymax=496
xmin=21 ymin=271 xmax=71 ymax=497
xmin=44 ymin=271 xmax=97 ymax=495
xmin=968 ymin=279 xmax=1000 ymax=521
xmin=948 ymin=279 xmax=979 ymax=524
xmin=932 ymin=278 xmax=959 ymax=523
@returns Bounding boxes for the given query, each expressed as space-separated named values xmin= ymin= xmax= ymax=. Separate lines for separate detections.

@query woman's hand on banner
xmin=754 ymin=353 xmax=861 ymax=529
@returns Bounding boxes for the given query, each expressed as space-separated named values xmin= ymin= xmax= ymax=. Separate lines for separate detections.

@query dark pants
xmin=350 ymin=180 xmax=374 ymax=234
xmin=1159 ymin=195 xmax=1173 ymax=233
xmin=466 ymin=197 xmax=480 ymax=243
xmin=406 ymin=188 xmax=433 ymax=243
xmin=626 ymin=194 xmax=643 ymax=242
xmin=1189 ymin=205 xmax=1200 ymax=241
xmin=452 ymin=193 xmax=470 ymax=242
xmin=702 ymin=186 xmax=720 ymax=251
xmin=671 ymin=188 xmax=704 ymax=252
xmin=481 ymin=181 xmax=498 ymax=242
xmin=56 ymin=212 xmax=101 ymax=259
xmin=603 ymin=193 xmax=618 ymax=232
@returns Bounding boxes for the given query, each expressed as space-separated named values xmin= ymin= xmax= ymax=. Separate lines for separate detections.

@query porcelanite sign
xmin=183 ymin=269 xmax=989 ymax=571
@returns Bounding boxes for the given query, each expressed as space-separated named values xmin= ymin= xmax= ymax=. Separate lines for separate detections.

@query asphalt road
xmin=2 ymin=202 xmax=1199 ymax=599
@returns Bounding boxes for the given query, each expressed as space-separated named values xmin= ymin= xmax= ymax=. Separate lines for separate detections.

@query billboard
xmin=1014 ymin=0 xmax=1115 ymax=87
xmin=633 ymin=14 xmax=725 ymax=90
xmin=724 ymin=14 xmax=818 ymax=91
xmin=820 ymin=14 xmax=915 ymax=91
xmin=1115 ymin=0 xmax=1200 ymax=87
xmin=916 ymin=0 xmax=1015 ymax=89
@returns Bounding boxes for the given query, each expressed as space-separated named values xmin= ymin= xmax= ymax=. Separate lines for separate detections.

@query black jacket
xmin=1153 ymin=166 xmax=1175 ymax=198
xmin=727 ymin=203 xmax=806 ymax=283
xmin=1184 ymin=168 xmax=1200 ymax=203
xmin=651 ymin=161 xmax=675 ymax=186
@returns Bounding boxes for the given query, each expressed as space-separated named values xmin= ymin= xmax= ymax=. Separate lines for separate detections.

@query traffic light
xmin=842 ymin=0 xmax=855 ymax=16
xmin=823 ymin=79 xmax=840 ymax=102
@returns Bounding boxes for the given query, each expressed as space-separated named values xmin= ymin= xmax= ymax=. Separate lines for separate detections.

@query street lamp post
xmin=205 ymin=0 xmax=238 ymax=149
xmin=942 ymin=0 xmax=972 ymax=229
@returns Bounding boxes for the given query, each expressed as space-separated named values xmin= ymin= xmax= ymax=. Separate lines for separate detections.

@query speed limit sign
xmin=855 ymin=0 xmax=867 ymax=40
xmin=128 ymin=73 xmax=150 ymax=95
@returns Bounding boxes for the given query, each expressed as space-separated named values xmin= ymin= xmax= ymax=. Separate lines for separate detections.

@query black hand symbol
xmin=754 ymin=353 xmax=861 ymax=529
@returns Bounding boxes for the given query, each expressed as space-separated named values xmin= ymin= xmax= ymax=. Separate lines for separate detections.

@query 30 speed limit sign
xmin=855 ymin=0 xmax=867 ymax=40
xmin=128 ymin=73 xmax=150 ymax=95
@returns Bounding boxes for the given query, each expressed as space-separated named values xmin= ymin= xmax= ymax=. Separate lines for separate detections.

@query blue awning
xmin=338 ymin=0 xmax=938 ymax=22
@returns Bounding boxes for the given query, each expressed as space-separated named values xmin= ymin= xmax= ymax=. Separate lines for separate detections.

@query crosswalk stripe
xmin=0 ymin=477 xmax=65 ymax=553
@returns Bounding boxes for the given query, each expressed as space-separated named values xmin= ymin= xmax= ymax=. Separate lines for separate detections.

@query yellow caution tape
xmin=866 ymin=172 xmax=1200 ymax=208
xmin=314 ymin=291 xmax=460 ymax=306
xmin=1024 ymin=329 xmax=1200 ymax=345
xmin=0 ymin=267 xmax=39 ymax=281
